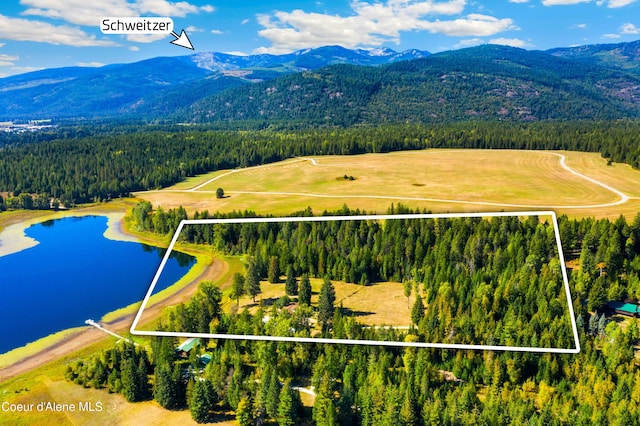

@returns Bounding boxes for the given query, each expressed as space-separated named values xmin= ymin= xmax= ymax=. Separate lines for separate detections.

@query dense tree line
xmin=1 ymin=192 xmax=59 ymax=210
xmin=2 ymin=121 xmax=640 ymax=205
xmin=560 ymin=214 xmax=640 ymax=312
xmin=66 ymin=205 xmax=640 ymax=424
xmin=134 ymin=204 xmax=573 ymax=349
xmin=67 ymin=312 xmax=640 ymax=424
xmin=65 ymin=341 xmax=151 ymax=403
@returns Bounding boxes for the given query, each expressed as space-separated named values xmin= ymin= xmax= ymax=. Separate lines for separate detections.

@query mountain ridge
xmin=0 ymin=46 xmax=430 ymax=121
xmin=2 ymin=41 xmax=640 ymax=123
xmin=183 ymin=44 xmax=640 ymax=125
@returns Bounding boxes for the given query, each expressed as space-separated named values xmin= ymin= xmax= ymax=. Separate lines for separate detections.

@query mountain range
xmin=1 ymin=41 xmax=640 ymax=123
xmin=0 ymin=46 xmax=429 ymax=121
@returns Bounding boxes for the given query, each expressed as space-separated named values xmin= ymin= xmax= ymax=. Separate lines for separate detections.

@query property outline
xmin=130 ymin=211 xmax=581 ymax=354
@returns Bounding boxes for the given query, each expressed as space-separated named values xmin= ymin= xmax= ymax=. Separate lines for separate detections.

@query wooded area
xmin=1 ymin=121 xmax=640 ymax=205
xmin=62 ymin=205 xmax=640 ymax=424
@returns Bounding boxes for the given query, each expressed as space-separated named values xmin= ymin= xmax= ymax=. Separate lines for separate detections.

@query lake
xmin=0 ymin=215 xmax=194 ymax=354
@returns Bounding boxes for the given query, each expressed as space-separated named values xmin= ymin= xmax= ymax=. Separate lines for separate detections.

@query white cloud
xmin=0 ymin=42 xmax=5 ymax=47
xmin=0 ymin=14 xmax=118 ymax=46
xmin=602 ymin=33 xmax=621 ymax=38
xmin=210 ymin=29 xmax=223 ymax=35
xmin=0 ymin=54 xmax=19 ymax=67
xmin=21 ymin=0 xmax=138 ymax=26
xmin=542 ymin=0 xmax=591 ymax=5
xmin=570 ymin=23 xmax=587 ymax=29
xmin=224 ymin=51 xmax=249 ymax=56
xmin=508 ymin=0 xmax=530 ymax=3
xmin=10 ymin=66 xmax=43 ymax=73
xmin=543 ymin=0 xmax=635 ymax=4
xmin=454 ymin=38 xmax=484 ymax=48
xmin=20 ymin=0 xmax=212 ymax=26
xmin=129 ymin=45 xmax=140 ymax=51
xmin=136 ymin=0 xmax=200 ymax=16
xmin=77 ymin=61 xmax=105 ymax=67
xmin=621 ymin=23 xmax=640 ymax=34
xmin=489 ymin=37 xmax=531 ymax=48
xmin=241 ymin=19 xmax=250 ymax=25
xmin=420 ymin=14 xmax=518 ymax=37
xmin=186 ymin=25 xmax=203 ymax=32
xmin=255 ymin=1 xmax=518 ymax=54
xmin=605 ymin=0 xmax=637 ymax=7
xmin=125 ymin=33 xmax=167 ymax=43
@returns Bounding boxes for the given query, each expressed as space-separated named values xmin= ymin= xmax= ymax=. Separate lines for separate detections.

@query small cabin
xmin=606 ymin=301 xmax=640 ymax=318
xmin=197 ymin=353 xmax=212 ymax=367
xmin=175 ymin=337 xmax=200 ymax=358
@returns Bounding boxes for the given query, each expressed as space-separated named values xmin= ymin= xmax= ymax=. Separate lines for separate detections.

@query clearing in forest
xmin=131 ymin=212 xmax=580 ymax=353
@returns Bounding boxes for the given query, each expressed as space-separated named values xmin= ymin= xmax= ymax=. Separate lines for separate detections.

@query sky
xmin=1 ymin=0 xmax=640 ymax=77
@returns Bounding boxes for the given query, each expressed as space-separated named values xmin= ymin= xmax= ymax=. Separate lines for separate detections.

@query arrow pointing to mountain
xmin=170 ymin=29 xmax=194 ymax=50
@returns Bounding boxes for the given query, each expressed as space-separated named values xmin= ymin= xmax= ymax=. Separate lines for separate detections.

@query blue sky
xmin=1 ymin=0 xmax=639 ymax=77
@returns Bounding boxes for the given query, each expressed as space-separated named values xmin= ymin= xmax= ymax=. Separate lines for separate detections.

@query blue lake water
xmin=0 ymin=215 xmax=194 ymax=354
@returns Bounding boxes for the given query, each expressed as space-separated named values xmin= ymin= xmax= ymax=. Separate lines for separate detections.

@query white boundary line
xmin=130 ymin=211 xmax=581 ymax=354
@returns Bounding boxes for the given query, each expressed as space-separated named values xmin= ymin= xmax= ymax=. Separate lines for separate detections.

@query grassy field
xmin=228 ymin=276 xmax=413 ymax=328
xmin=138 ymin=149 xmax=640 ymax=219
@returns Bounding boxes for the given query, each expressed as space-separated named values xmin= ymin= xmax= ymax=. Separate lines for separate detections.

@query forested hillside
xmin=548 ymin=40 xmax=640 ymax=74
xmin=3 ymin=43 xmax=639 ymax=122
xmin=0 ymin=46 xmax=428 ymax=120
xmin=1 ymin=121 xmax=640 ymax=206
xmin=185 ymin=45 xmax=640 ymax=124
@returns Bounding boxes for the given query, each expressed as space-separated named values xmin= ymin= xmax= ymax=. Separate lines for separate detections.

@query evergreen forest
xmin=65 ymin=205 xmax=640 ymax=425
xmin=2 ymin=121 xmax=640 ymax=206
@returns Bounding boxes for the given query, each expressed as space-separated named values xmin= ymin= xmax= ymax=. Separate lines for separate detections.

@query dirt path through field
xmin=144 ymin=151 xmax=632 ymax=210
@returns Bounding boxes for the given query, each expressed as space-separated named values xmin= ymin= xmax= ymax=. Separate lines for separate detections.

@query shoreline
xmin=0 ymin=207 xmax=163 ymax=379
xmin=0 ymin=254 xmax=225 ymax=383
xmin=0 ymin=210 xmax=138 ymax=258
xmin=0 ymin=206 xmax=230 ymax=383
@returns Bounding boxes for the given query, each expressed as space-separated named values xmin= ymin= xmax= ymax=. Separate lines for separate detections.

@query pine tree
xmin=588 ymin=277 xmax=607 ymax=311
xmin=171 ymin=363 xmax=187 ymax=408
xmin=136 ymin=357 xmax=149 ymax=400
xmin=285 ymin=264 xmax=298 ymax=296
xmin=411 ymin=295 xmax=425 ymax=326
xmin=246 ymin=259 xmax=262 ymax=303
xmin=121 ymin=358 xmax=139 ymax=402
xmin=227 ymin=370 xmax=241 ymax=411
xmin=189 ymin=379 xmax=211 ymax=423
xmin=266 ymin=368 xmax=281 ymax=420
xmin=318 ymin=276 xmax=336 ymax=332
xmin=313 ymin=371 xmax=337 ymax=426
xmin=236 ymin=396 xmax=253 ymax=426
xmin=268 ymin=256 xmax=281 ymax=283
xmin=154 ymin=365 xmax=178 ymax=409
xmin=231 ymin=272 xmax=245 ymax=306
xmin=399 ymin=386 xmax=418 ymax=426
xmin=404 ymin=280 xmax=413 ymax=309
xmin=277 ymin=379 xmax=298 ymax=426
xmin=299 ymin=273 xmax=312 ymax=306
